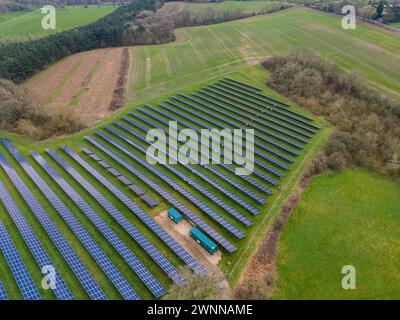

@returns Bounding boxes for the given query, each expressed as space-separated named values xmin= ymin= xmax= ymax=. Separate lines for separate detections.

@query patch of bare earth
xmin=23 ymin=52 xmax=84 ymax=104
xmin=155 ymin=211 xmax=222 ymax=270
xmin=48 ymin=49 xmax=109 ymax=112
xmin=234 ymin=176 xmax=311 ymax=299
xmin=75 ymin=48 xmax=124 ymax=123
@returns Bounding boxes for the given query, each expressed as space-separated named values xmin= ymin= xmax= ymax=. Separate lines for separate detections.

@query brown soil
xmin=23 ymin=47 xmax=128 ymax=125
xmin=234 ymin=176 xmax=311 ymax=299
xmin=76 ymin=47 xmax=124 ymax=123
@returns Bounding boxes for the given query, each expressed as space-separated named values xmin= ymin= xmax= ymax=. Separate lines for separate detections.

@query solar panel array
xmin=33 ymin=152 xmax=165 ymax=298
xmin=0 ymin=218 xmax=41 ymax=300
xmin=61 ymin=146 xmax=207 ymax=275
xmin=0 ymin=78 xmax=319 ymax=299
xmin=96 ymin=130 xmax=244 ymax=239
xmin=85 ymin=136 xmax=237 ymax=253
xmin=47 ymin=148 xmax=187 ymax=287
xmin=122 ymin=115 xmax=267 ymax=204
xmin=0 ymin=150 xmax=107 ymax=300
xmin=111 ymin=121 xmax=254 ymax=225
xmin=0 ymin=280 xmax=7 ymax=300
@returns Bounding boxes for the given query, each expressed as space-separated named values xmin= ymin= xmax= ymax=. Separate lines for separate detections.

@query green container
xmin=168 ymin=208 xmax=182 ymax=224
xmin=190 ymin=227 xmax=218 ymax=254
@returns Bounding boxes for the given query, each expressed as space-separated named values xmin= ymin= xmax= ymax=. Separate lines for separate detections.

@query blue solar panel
xmin=48 ymin=148 xmax=187 ymax=287
xmin=62 ymin=146 xmax=207 ymax=276
xmin=190 ymin=92 xmax=300 ymax=156
xmin=197 ymin=90 xmax=307 ymax=147
xmin=0 ymin=280 xmax=7 ymax=300
xmin=84 ymin=136 xmax=237 ymax=253
xmin=0 ymin=139 xmax=137 ymax=300
xmin=173 ymin=95 xmax=295 ymax=163
xmin=0 ymin=177 xmax=74 ymax=300
xmin=208 ymin=85 xmax=317 ymax=134
xmin=33 ymin=152 xmax=165 ymax=298
xmin=161 ymin=101 xmax=289 ymax=177
xmin=97 ymin=129 xmax=245 ymax=239
xmin=141 ymin=105 xmax=279 ymax=186
xmin=0 ymin=151 xmax=107 ymax=300
xmin=111 ymin=122 xmax=255 ymax=223
xmin=0 ymin=218 xmax=41 ymax=300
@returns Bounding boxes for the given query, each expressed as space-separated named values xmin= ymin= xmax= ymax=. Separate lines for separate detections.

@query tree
xmin=164 ymin=268 xmax=232 ymax=300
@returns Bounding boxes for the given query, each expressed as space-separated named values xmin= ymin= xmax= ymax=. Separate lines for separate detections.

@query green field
xmin=274 ymin=169 xmax=400 ymax=299
xmin=128 ymin=8 xmax=400 ymax=103
xmin=0 ymin=5 xmax=116 ymax=42
xmin=176 ymin=0 xmax=282 ymax=14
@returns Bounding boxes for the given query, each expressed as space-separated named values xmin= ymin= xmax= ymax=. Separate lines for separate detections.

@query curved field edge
xmin=274 ymin=168 xmax=400 ymax=300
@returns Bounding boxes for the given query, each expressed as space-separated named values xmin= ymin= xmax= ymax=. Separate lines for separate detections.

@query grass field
xmin=0 ymin=5 xmax=116 ymax=42
xmin=127 ymin=8 xmax=400 ymax=103
xmin=274 ymin=169 xmax=400 ymax=299
xmin=162 ymin=1 xmax=282 ymax=14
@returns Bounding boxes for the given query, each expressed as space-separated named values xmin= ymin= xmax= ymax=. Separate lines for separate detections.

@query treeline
xmin=262 ymin=50 xmax=400 ymax=179
xmin=161 ymin=2 xmax=289 ymax=28
xmin=0 ymin=79 xmax=85 ymax=139
xmin=0 ymin=0 xmax=158 ymax=82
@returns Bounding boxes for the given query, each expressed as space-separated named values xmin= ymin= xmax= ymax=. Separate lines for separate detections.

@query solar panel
xmin=99 ymin=129 xmax=245 ymax=239
xmin=164 ymin=99 xmax=290 ymax=171
xmin=140 ymin=194 xmax=158 ymax=208
xmin=108 ymin=168 xmax=122 ymax=177
xmin=82 ymin=147 xmax=94 ymax=156
xmin=223 ymin=78 xmax=262 ymax=93
xmin=0 ymin=149 xmax=106 ymax=300
xmin=98 ymin=161 xmax=111 ymax=169
xmin=129 ymin=184 xmax=145 ymax=196
xmin=0 ymin=178 xmax=74 ymax=300
xmin=0 ymin=139 xmax=138 ymax=300
xmin=191 ymin=92 xmax=301 ymax=155
xmin=84 ymin=136 xmax=237 ymax=253
xmin=118 ymin=176 xmax=133 ymax=186
xmin=113 ymin=121 xmax=257 ymax=222
xmin=0 ymin=218 xmax=41 ymax=300
xmin=0 ymin=280 xmax=8 ymax=300
xmin=40 ymin=150 xmax=167 ymax=297
xmin=62 ymin=146 xmax=206 ymax=275
xmin=141 ymin=105 xmax=279 ymax=185
xmin=89 ymin=154 xmax=102 ymax=161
